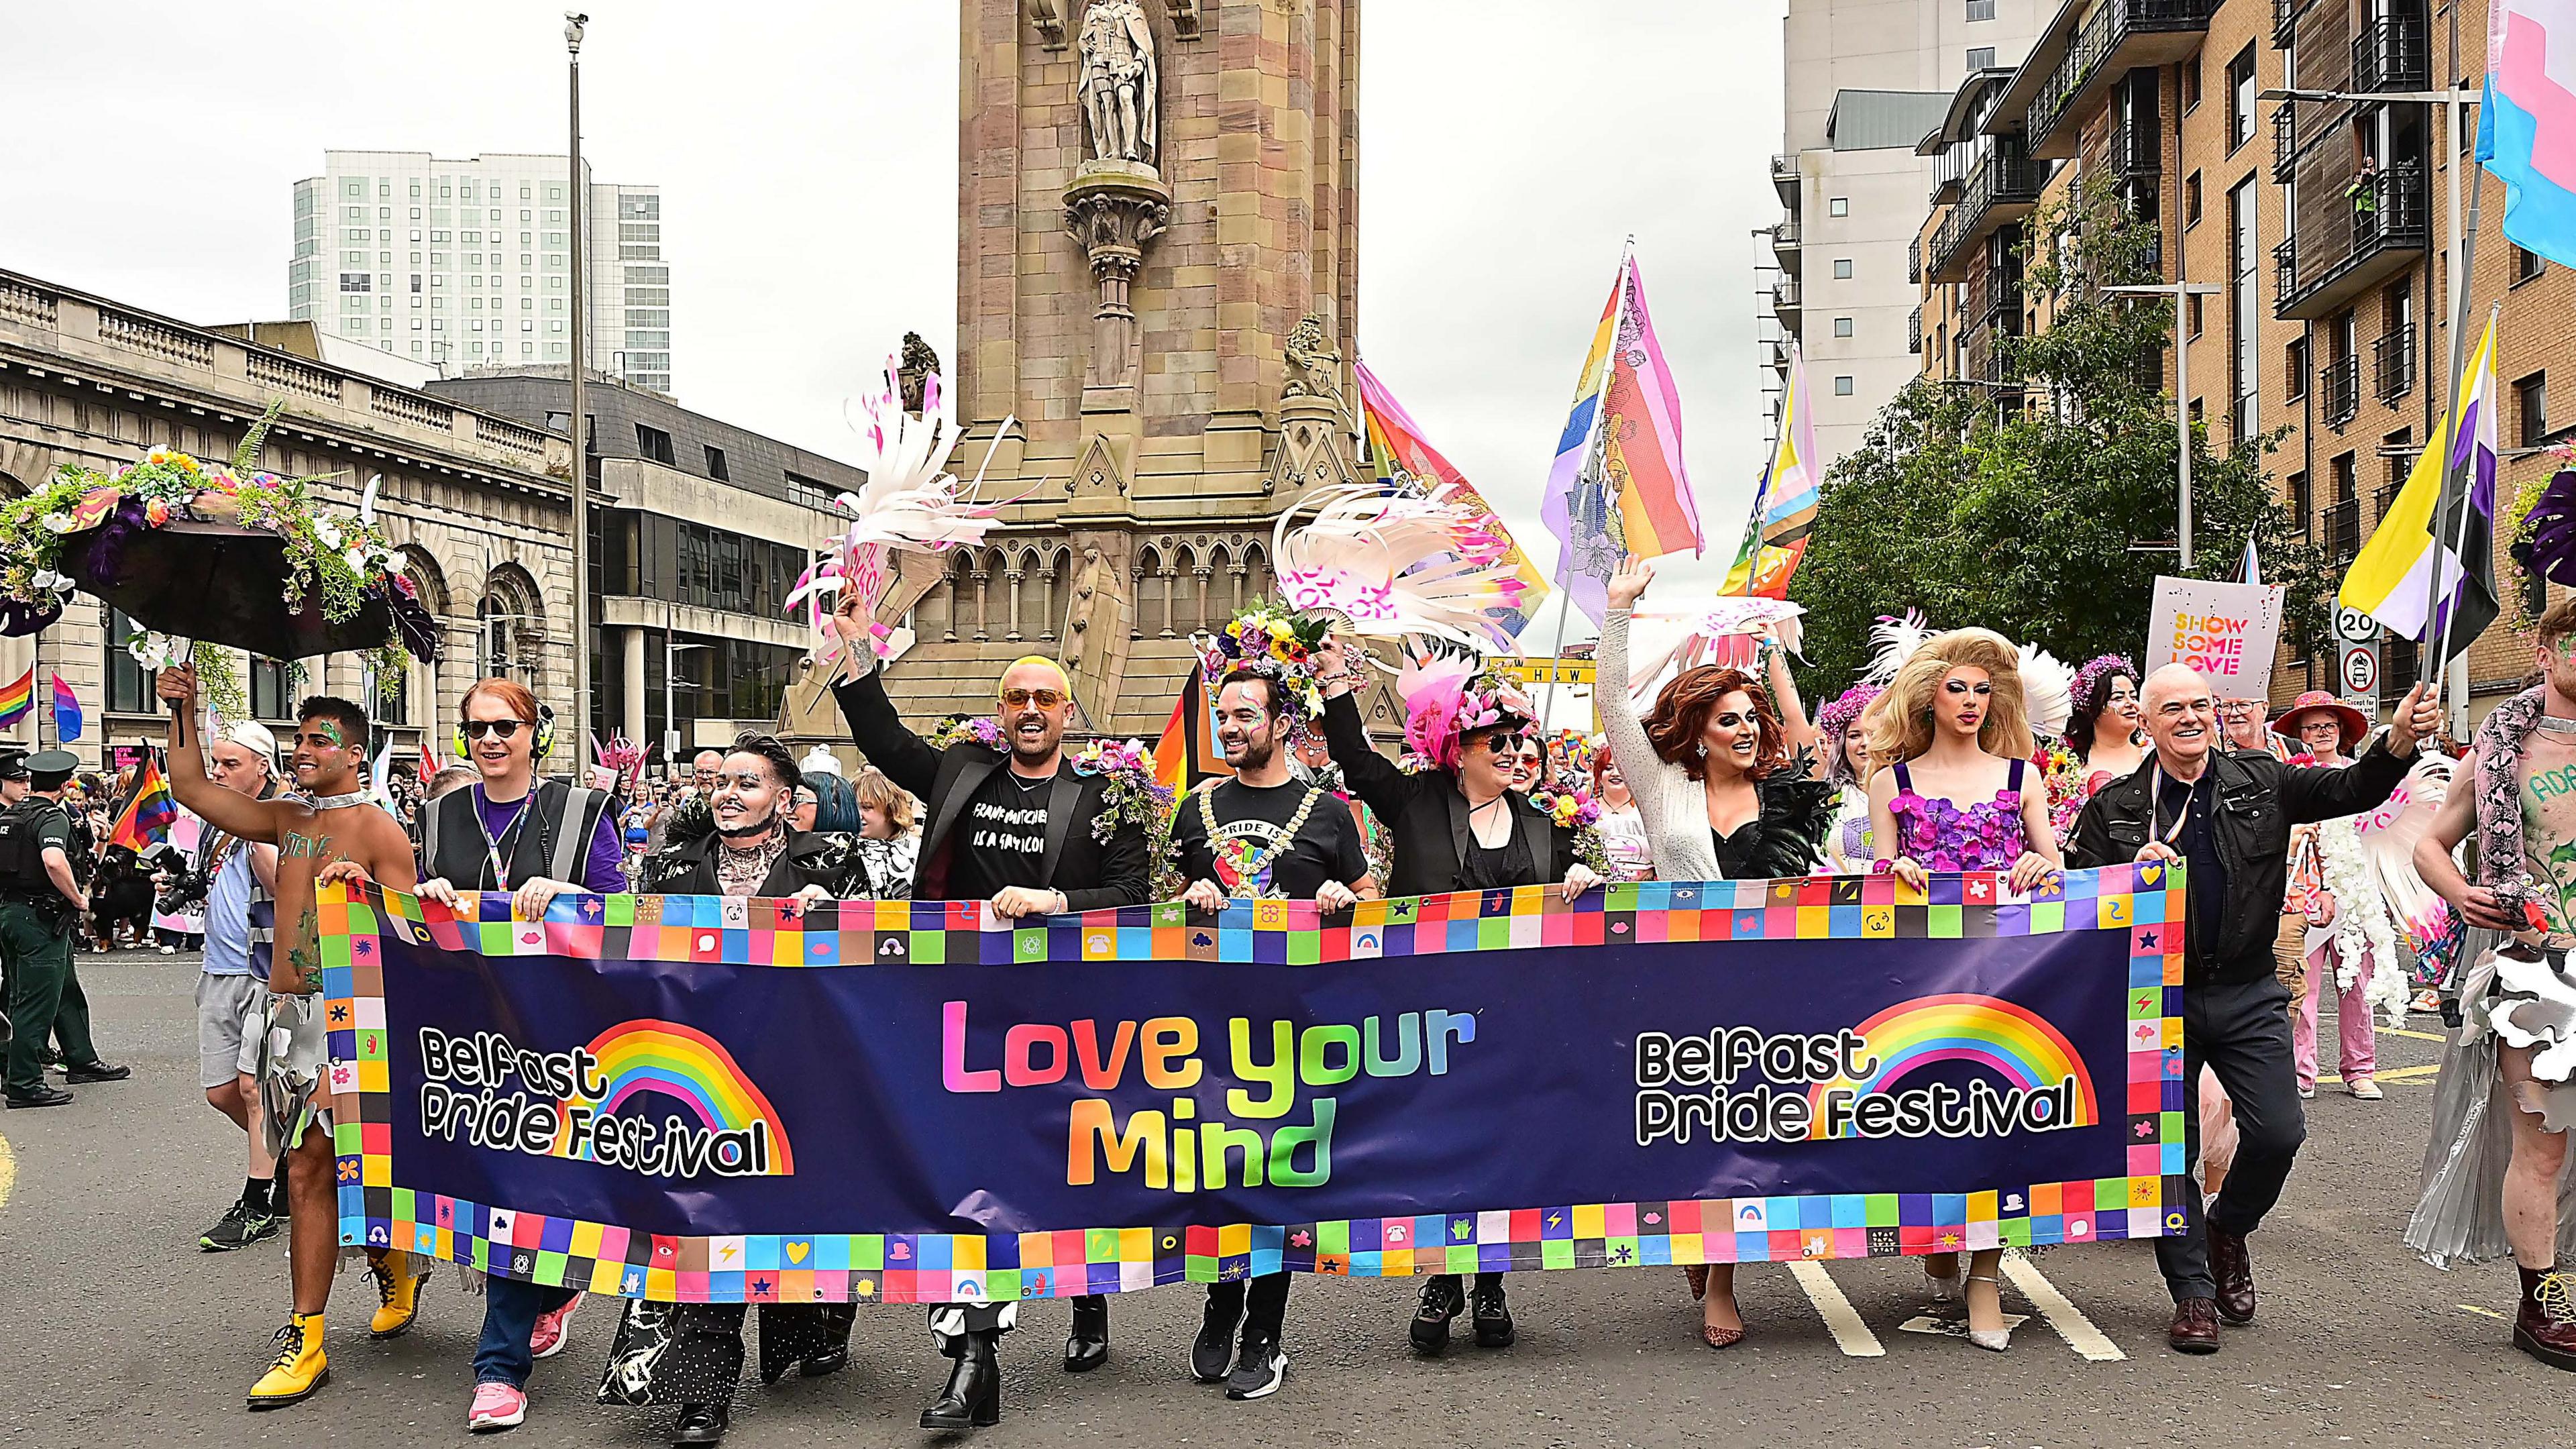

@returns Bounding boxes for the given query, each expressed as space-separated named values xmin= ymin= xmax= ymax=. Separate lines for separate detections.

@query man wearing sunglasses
xmin=412 ymin=678 xmax=626 ymax=1432
xmin=828 ymin=598 xmax=1150 ymax=1432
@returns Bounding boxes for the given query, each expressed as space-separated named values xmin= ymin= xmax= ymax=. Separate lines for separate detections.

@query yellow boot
xmin=247 ymin=1313 xmax=329 ymax=1409
xmin=367 ymin=1251 xmax=420 ymax=1339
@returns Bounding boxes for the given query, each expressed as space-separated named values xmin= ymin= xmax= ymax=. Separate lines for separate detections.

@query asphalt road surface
xmin=2 ymin=949 xmax=2571 ymax=1448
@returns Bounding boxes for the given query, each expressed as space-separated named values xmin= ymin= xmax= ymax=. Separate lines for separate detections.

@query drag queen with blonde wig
xmin=1866 ymin=627 xmax=2062 ymax=1351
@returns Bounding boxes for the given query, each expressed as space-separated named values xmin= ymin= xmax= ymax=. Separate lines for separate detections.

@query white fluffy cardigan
xmin=1595 ymin=607 xmax=1729 ymax=881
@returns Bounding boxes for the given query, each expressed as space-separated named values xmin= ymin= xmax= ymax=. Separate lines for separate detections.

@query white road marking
xmin=2458 ymin=1303 xmax=2508 ymax=1320
xmin=2002 ymin=1254 xmax=2127 ymax=1360
xmin=1787 ymin=1259 xmax=1884 ymax=1357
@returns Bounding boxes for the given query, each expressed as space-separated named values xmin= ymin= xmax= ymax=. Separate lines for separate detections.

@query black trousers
xmin=2158 ymin=975 xmax=2308 ymax=1302
xmin=1206 ymin=1272 xmax=1290 ymax=1339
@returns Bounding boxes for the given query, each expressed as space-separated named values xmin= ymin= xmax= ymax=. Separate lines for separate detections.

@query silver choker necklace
xmin=303 ymin=789 xmax=374 ymax=810
xmin=2540 ymin=714 xmax=2576 ymax=734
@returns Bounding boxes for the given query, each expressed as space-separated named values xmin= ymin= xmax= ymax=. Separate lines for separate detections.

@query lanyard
xmin=2147 ymin=763 xmax=2199 ymax=847
xmin=476 ymin=787 xmax=535 ymax=891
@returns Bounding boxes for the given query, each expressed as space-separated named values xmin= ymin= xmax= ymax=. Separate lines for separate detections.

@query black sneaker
xmin=1409 ymin=1276 xmax=1463 ymax=1354
xmin=1191 ymin=1291 xmax=1243 ymax=1383
xmin=201 ymin=1199 xmax=280 ymax=1252
xmin=3 ymin=1085 xmax=74 ymax=1109
xmin=1224 ymin=1334 xmax=1287 ymax=1400
xmin=63 ymin=1061 xmax=130 ymax=1084
xmin=1470 ymin=1281 xmax=1514 ymax=1348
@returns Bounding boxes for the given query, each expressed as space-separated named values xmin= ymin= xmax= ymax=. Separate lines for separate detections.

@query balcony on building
xmin=2318 ymin=353 xmax=2362 ymax=429
xmin=1771 ymin=152 xmax=1800 ymax=206
xmin=2374 ymin=322 xmax=2416 ymax=401
xmin=1927 ymin=138 xmax=2041 ymax=283
xmin=2274 ymin=158 xmax=2429 ymax=319
xmin=1771 ymin=216 xmax=1802 ymax=271
xmin=1772 ymin=273 xmax=1802 ymax=327
xmin=2324 ymin=493 xmax=2363 ymax=561
xmin=1909 ymin=305 xmax=1924 ymax=356
xmin=2000 ymin=0 xmax=2225 ymax=160
xmin=2351 ymin=5 xmax=2430 ymax=93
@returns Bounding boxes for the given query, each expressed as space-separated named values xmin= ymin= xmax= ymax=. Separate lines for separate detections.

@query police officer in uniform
xmin=1 ymin=749 xmax=129 ymax=1108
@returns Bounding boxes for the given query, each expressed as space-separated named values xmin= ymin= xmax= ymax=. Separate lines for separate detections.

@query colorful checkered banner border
xmin=321 ymin=863 xmax=2188 ymax=1305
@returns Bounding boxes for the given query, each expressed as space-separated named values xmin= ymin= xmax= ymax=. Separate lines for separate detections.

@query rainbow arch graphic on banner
xmin=1805 ymin=993 xmax=2098 ymax=1136
xmin=551 ymin=1020 xmax=796 ymax=1173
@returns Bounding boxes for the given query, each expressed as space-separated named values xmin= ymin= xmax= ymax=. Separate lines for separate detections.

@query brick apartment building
xmin=1911 ymin=0 xmax=2573 ymax=723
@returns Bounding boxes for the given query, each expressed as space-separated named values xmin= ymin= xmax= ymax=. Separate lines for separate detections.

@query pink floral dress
xmin=1888 ymin=759 xmax=2030 ymax=872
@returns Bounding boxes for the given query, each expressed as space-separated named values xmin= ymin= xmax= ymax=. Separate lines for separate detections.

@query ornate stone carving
xmin=897 ymin=331 xmax=942 ymax=413
xmin=1063 ymin=170 xmax=1173 ymax=390
xmin=1168 ymin=0 xmax=1202 ymax=38
xmin=1281 ymin=314 xmax=1344 ymax=402
xmin=1077 ymin=0 xmax=1158 ymax=167
xmin=1028 ymin=0 xmax=1067 ymax=48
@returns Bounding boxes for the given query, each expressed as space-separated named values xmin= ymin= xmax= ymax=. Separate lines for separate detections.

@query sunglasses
xmin=1000 ymin=688 xmax=1067 ymax=708
xmin=461 ymin=718 xmax=529 ymax=741
xmin=1480 ymin=732 xmax=1531 ymax=755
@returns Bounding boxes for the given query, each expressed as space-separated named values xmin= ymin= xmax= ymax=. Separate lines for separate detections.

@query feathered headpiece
xmin=1193 ymin=604 xmax=1330 ymax=722
xmin=1397 ymin=651 xmax=1532 ymax=772
xmin=1273 ymin=482 xmax=1532 ymax=654
xmin=2019 ymin=643 xmax=2075 ymax=740
xmin=1863 ymin=610 xmax=1937 ymax=687
xmin=783 ymin=353 xmax=1017 ymax=669
xmin=1623 ymin=598 xmax=1807 ymax=705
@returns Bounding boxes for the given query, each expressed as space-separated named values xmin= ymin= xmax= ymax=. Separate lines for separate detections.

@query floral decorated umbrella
xmin=0 ymin=415 xmax=438 ymax=716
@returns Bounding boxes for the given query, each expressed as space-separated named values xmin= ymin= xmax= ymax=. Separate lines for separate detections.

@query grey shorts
xmin=194 ymin=973 xmax=268 ymax=1090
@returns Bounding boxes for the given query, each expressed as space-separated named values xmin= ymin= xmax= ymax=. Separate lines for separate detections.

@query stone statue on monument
xmin=1281 ymin=314 xmax=1344 ymax=403
xmin=1077 ymin=0 xmax=1158 ymax=167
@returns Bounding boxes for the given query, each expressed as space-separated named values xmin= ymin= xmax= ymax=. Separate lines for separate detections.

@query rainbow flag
xmin=1540 ymin=250 xmax=1701 ymax=625
xmin=2481 ymin=1 xmax=2576 ymax=268
xmin=110 ymin=755 xmax=177 ymax=851
xmin=0 ymin=664 xmax=31 ymax=730
xmin=1355 ymin=360 xmax=1548 ymax=637
xmin=2338 ymin=315 xmax=2501 ymax=657
xmin=1722 ymin=338 xmax=1821 ymax=598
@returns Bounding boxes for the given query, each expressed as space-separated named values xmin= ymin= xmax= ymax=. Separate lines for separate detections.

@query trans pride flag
xmin=2482 ymin=1 xmax=2576 ymax=268
xmin=1540 ymin=251 xmax=1700 ymax=625
xmin=1354 ymin=360 xmax=1548 ymax=638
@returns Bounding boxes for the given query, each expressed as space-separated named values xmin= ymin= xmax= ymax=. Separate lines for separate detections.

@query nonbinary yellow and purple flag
xmin=2482 ymin=1 xmax=2576 ymax=268
xmin=1355 ymin=360 xmax=1548 ymax=638
xmin=2337 ymin=316 xmax=2500 ymax=659
xmin=1722 ymin=339 xmax=1822 ymax=599
xmin=324 ymin=865 xmax=2184 ymax=1305
xmin=1541 ymin=251 xmax=1701 ymax=625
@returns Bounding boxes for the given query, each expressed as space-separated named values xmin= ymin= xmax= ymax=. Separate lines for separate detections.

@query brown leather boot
xmin=2206 ymin=1226 xmax=2255 ymax=1325
xmin=2167 ymin=1297 xmax=2220 ymax=1354
xmin=2516 ymin=1267 xmax=2576 ymax=1372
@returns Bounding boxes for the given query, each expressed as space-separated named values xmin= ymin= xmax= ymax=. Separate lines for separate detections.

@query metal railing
xmin=2325 ymin=496 xmax=2363 ymax=561
xmin=2271 ymin=105 xmax=2300 ymax=184
xmin=2029 ymin=0 xmax=2225 ymax=152
xmin=2276 ymin=161 xmax=2430 ymax=315
xmin=2352 ymin=9 xmax=2430 ymax=93
xmin=2373 ymin=323 xmax=2416 ymax=401
xmin=1909 ymin=242 xmax=1923 ymax=286
xmin=2273 ymin=0 xmax=2312 ymax=46
xmin=1927 ymin=140 xmax=2041 ymax=282
xmin=1909 ymin=305 xmax=1923 ymax=356
xmin=2319 ymin=355 xmax=2361 ymax=429
xmin=2106 ymin=115 xmax=2159 ymax=185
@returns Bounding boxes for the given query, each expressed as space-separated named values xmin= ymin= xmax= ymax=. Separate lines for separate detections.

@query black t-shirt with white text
xmin=947 ymin=764 xmax=1057 ymax=901
xmin=1171 ymin=779 xmax=1366 ymax=901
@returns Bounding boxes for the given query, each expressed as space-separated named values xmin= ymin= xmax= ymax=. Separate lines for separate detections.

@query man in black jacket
xmin=2068 ymin=663 xmax=2438 ymax=1354
xmin=829 ymin=598 xmax=1151 ymax=1433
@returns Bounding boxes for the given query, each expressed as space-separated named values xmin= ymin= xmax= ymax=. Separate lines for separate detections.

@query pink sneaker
xmin=529 ymin=1297 xmax=579 ymax=1360
xmin=467 ymin=1381 xmax=527 ymax=1433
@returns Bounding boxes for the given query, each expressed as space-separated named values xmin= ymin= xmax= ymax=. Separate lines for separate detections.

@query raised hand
xmin=1606 ymin=553 xmax=1655 ymax=611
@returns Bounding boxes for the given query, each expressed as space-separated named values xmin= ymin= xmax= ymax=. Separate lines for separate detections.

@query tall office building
xmin=1767 ymin=1 xmax=2046 ymax=471
xmin=288 ymin=150 xmax=672 ymax=395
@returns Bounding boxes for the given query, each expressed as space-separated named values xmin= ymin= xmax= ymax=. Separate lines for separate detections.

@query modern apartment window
xmin=1966 ymin=46 xmax=1996 ymax=72
xmin=636 ymin=425 xmax=678 ymax=466
xmin=1829 ymin=197 xmax=1849 ymax=217
xmin=2226 ymin=45 xmax=2257 ymax=152
xmin=2520 ymin=372 xmax=2551 ymax=446
xmin=2288 ymin=471 xmax=2312 ymax=536
xmin=1833 ymin=258 xmax=1854 ymax=279
xmin=2188 ymin=293 xmax=2205 ymax=337
xmin=1834 ymin=317 xmax=1854 ymax=337
xmin=704 ymin=445 xmax=730 ymax=482
xmin=1965 ymin=0 xmax=1995 ymax=19
xmin=2516 ymin=246 xmax=2545 ymax=284
xmin=1833 ymin=376 xmax=1856 ymax=396
xmin=2184 ymin=170 xmax=2202 ymax=227
xmin=2228 ymin=176 xmax=2257 ymax=425
xmin=2183 ymin=52 xmax=2202 ymax=111
xmin=2285 ymin=337 xmax=2307 ymax=398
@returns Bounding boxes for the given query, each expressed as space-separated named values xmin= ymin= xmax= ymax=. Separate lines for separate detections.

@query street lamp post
xmin=2103 ymin=279 xmax=2222 ymax=571
xmin=566 ymin=11 xmax=592 ymax=760
xmin=662 ymin=601 xmax=707 ymax=765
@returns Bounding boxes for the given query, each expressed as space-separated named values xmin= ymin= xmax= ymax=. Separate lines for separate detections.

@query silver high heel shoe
xmin=1963 ymin=1273 xmax=2010 ymax=1351
xmin=1923 ymin=1257 xmax=1964 ymax=1302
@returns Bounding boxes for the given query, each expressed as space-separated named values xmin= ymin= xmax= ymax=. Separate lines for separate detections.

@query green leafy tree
xmin=1790 ymin=174 xmax=2334 ymax=706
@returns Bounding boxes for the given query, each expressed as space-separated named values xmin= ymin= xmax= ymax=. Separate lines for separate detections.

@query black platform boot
xmin=920 ymin=1329 xmax=1002 ymax=1430
xmin=1063 ymin=1294 xmax=1110 ymax=1373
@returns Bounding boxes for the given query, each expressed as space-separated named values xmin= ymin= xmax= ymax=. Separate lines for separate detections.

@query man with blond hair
xmin=2070 ymin=663 xmax=2437 ymax=1354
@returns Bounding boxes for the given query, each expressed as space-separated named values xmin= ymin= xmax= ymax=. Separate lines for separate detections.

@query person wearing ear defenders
xmin=413 ymin=676 xmax=625 ymax=1434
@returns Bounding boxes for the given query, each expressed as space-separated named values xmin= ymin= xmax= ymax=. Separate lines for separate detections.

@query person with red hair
xmin=1598 ymin=556 xmax=1835 ymax=1349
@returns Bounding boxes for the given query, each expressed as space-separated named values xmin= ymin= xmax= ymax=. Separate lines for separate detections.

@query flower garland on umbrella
xmin=0 ymin=414 xmax=436 ymax=719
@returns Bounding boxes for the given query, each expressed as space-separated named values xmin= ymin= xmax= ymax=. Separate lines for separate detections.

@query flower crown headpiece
xmin=2068 ymin=653 xmax=2137 ymax=719
xmin=1194 ymin=604 xmax=1330 ymax=721
xmin=1816 ymin=683 xmax=1882 ymax=785
xmin=1397 ymin=653 xmax=1533 ymax=772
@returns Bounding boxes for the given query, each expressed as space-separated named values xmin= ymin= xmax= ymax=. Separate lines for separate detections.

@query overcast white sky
xmin=1 ymin=2 xmax=1784 ymax=631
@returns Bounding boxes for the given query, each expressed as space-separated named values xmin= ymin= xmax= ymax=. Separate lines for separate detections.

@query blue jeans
xmin=476 ymin=1277 xmax=580 ymax=1387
